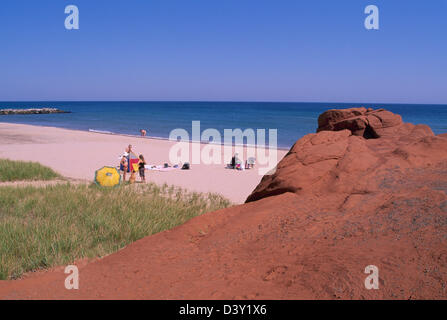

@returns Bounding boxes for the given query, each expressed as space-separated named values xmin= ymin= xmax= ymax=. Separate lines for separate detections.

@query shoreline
xmin=87 ymin=128 xmax=292 ymax=151
xmin=0 ymin=121 xmax=292 ymax=151
xmin=0 ymin=122 xmax=288 ymax=203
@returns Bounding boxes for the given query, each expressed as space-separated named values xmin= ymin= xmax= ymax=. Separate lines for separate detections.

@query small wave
xmin=88 ymin=129 xmax=114 ymax=134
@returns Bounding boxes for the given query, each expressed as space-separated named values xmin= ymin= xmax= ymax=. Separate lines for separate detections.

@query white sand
xmin=0 ymin=123 xmax=287 ymax=203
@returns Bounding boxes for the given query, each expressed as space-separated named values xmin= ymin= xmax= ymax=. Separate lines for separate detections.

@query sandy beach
xmin=0 ymin=123 xmax=287 ymax=203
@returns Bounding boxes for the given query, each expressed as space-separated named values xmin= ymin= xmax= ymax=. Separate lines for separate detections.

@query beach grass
xmin=0 ymin=159 xmax=60 ymax=182
xmin=0 ymin=183 xmax=231 ymax=280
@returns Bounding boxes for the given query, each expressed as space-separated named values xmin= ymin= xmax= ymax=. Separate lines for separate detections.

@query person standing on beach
xmin=138 ymin=154 xmax=147 ymax=183
xmin=120 ymin=154 xmax=128 ymax=182
xmin=140 ymin=129 xmax=147 ymax=137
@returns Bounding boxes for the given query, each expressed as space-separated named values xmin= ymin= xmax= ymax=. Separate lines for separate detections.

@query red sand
xmin=1 ymin=109 xmax=446 ymax=299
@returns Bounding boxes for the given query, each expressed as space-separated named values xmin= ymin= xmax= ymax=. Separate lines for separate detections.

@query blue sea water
xmin=1 ymin=101 xmax=446 ymax=148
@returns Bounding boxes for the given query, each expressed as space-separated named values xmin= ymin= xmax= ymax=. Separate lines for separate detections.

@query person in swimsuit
xmin=138 ymin=154 xmax=147 ymax=183
xmin=120 ymin=154 xmax=129 ymax=182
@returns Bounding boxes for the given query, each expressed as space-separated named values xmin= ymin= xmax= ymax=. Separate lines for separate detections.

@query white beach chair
xmin=247 ymin=157 xmax=256 ymax=169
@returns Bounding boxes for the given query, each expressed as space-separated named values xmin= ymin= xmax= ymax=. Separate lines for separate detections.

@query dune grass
xmin=0 ymin=183 xmax=231 ymax=280
xmin=0 ymin=159 xmax=60 ymax=182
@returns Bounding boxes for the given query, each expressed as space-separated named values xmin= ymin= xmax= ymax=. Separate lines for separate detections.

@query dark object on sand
xmin=181 ymin=162 xmax=190 ymax=170
xmin=230 ymin=156 xmax=236 ymax=168
xmin=0 ymin=108 xmax=71 ymax=115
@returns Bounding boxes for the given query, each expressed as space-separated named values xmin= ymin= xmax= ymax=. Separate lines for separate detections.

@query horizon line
xmin=1 ymin=100 xmax=446 ymax=106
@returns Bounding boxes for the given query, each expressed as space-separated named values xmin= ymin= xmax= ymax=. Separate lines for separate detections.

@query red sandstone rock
xmin=317 ymin=107 xmax=403 ymax=138
xmin=0 ymin=107 xmax=446 ymax=300
xmin=248 ymin=109 xmax=436 ymax=202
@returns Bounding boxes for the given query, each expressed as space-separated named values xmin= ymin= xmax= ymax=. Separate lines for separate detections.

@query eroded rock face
xmin=247 ymin=108 xmax=437 ymax=203
xmin=317 ymin=107 xmax=403 ymax=139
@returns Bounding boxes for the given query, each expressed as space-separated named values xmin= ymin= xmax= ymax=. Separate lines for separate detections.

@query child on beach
xmin=138 ymin=154 xmax=147 ymax=183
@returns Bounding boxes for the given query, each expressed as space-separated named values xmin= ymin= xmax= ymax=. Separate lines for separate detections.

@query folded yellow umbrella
xmin=95 ymin=166 xmax=121 ymax=187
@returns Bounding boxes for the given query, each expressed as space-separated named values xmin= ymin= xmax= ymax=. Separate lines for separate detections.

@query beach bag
xmin=181 ymin=162 xmax=190 ymax=170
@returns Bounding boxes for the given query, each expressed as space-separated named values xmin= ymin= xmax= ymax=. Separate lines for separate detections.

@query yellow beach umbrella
xmin=95 ymin=166 xmax=121 ymax=187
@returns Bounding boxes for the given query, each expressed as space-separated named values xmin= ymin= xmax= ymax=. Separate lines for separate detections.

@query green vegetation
xmin=0 ymin=159 xmax=60 ymax=182
xmin=0 ymin=183 xmax=231 ymax=280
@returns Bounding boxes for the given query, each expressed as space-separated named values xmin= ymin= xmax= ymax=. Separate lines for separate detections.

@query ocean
xmin=1 ymin=101 xmax=446 ymax=149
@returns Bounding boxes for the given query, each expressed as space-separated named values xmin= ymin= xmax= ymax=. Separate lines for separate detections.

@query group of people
xmin=228 ymin=153 xmax=255 ymax=171
xmin=119 ymin=144 xmax=253 ymax=184
xmin=120 ymin=144 xmax=147 ymax=183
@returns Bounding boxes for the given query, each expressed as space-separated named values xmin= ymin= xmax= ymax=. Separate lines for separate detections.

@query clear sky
xmin=0 ymin=0 xmax=446 ymax=103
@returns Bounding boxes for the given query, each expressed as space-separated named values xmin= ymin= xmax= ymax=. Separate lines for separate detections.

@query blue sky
xmin=0 ymin=0 xmax=446 ymax=103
